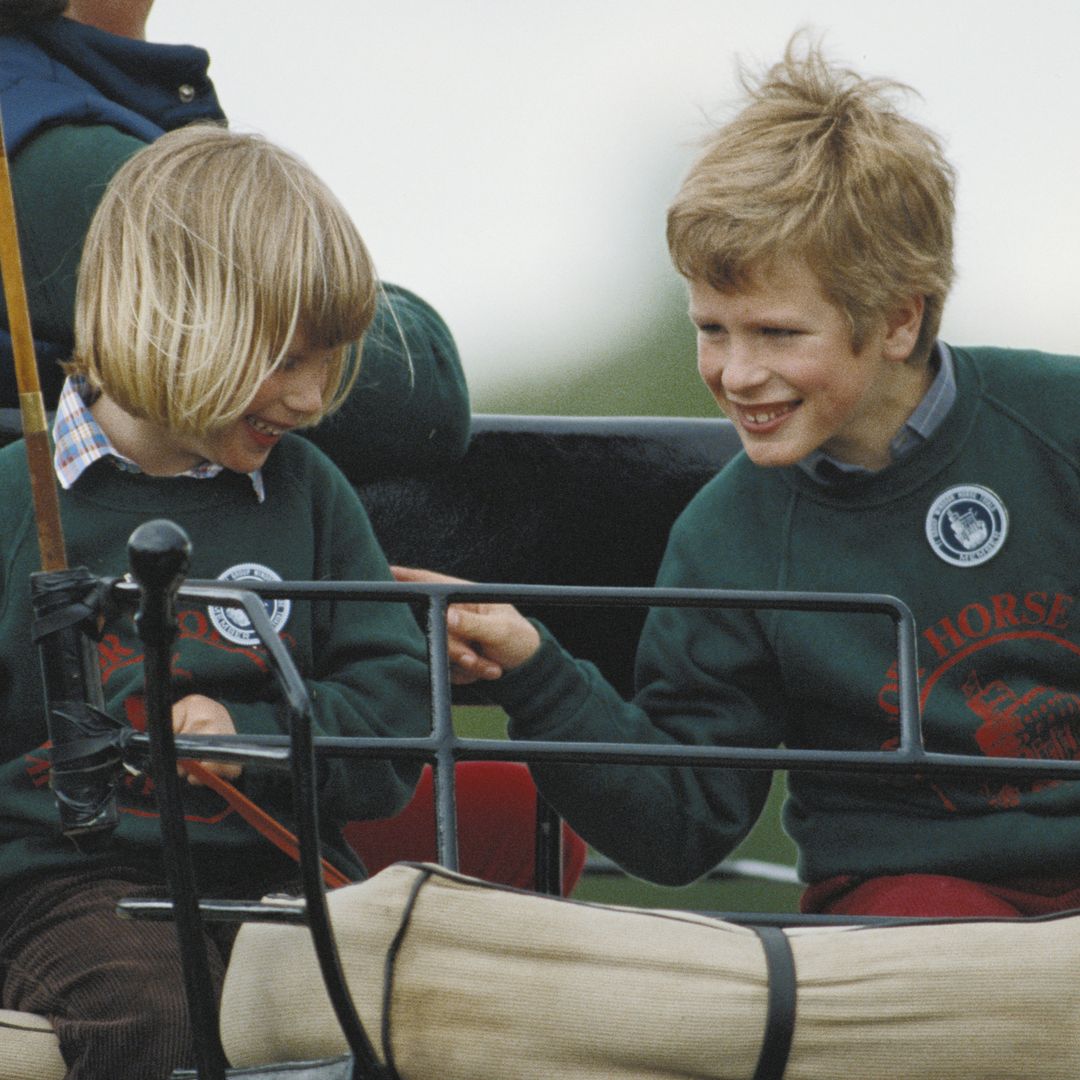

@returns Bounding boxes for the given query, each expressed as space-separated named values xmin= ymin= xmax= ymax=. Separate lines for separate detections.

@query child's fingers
xmin=446 ymin=604 xmax=539 ymax=673
xmin=453 ymin=648 xmax=504 ymax=682
xmin=178 ymin=758 xmax=243 ymax=785
xmin=391 ymin=564 xmax=469 ymax=585
xmin=443 ymin=629 xmax=503 ymax=681
xmin=447 ymin=604 xmax=504 ymax=642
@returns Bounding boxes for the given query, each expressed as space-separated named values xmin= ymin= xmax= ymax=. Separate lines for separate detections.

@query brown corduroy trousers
xmin=0 ymin=867 xmax=235 ymax=1079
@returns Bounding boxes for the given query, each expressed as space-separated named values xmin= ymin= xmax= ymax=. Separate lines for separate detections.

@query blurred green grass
xmin=455 ymin=706 xmax=801 ymax=915
xmin=475 ymin=284 xmax=717 ymax=419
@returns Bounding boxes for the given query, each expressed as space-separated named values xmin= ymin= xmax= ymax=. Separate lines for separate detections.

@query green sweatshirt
xmin=494 ymin=345 xmax=1080 ymax=887
xmin=0 ymin=435 xmax=429 ymax=894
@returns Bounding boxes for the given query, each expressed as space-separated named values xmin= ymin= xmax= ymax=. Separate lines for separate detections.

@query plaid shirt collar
xmin=53 ymin=376 xmax=266 ymax=501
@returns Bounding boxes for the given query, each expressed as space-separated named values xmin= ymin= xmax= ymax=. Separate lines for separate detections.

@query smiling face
xmin=185 ymin=329 xmax=337 ymax=474
xmin=92 ymin=327 xmax=338 ymax=477
xmin=689 ymin=261 xmax=927 ymax=471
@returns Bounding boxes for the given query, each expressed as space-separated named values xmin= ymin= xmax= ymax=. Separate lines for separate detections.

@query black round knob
xmin=127 ymin=519 xmax=192 ymax=590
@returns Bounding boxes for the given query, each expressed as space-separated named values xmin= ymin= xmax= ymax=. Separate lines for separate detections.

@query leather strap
xmin=379 ymin=866 xmax=434 ymax=1079
xmin=750 ymin=925 xmax=797 ymax=1080
xmin=184 ymin=761 xmax=350 ymax=890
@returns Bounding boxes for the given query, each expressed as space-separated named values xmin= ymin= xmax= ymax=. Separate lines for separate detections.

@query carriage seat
xmin=357 ymin=413 xmax=740 ymax=698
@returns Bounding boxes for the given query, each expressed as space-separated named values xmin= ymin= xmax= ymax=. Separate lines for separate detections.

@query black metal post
xmin=426 ymin=595 xmax=460 ymax=871
xmin=533 ymin=794 xmax=564 ymax=895
xmin=128 ymin=519 xmax=229 ymax=1080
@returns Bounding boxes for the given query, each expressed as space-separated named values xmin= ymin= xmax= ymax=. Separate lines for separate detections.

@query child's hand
xmin=391 ymin=566 xmax=542 ymax=685
xmin=172 ymin=693 xmax=244 ymax=784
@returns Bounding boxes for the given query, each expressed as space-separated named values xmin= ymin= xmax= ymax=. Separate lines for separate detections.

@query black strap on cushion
xmin=381 ymin=868 xmax=799 ymax=1080
xmin=380 ymin=867 xmax=435 ymax=1080
xmin=750 ymin=925 xmax=797 ymax=1080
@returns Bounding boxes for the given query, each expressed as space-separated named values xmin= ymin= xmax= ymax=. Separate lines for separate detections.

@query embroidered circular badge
xmin=207 ymin=563 xmax=292 ymax=646
xmin=925 ymin=485 xmax=1008 ymax=567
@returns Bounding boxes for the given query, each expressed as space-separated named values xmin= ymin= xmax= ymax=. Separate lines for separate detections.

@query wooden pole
xmin=0 ymin=108 xmax=67 ymax=571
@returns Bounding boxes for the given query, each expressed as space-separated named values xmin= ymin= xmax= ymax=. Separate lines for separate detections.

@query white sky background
xmin=150 ymin=0 xmax=1079 ymax=401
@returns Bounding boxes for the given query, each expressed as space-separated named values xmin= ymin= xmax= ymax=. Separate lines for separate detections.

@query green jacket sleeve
xmin=489 ymin=514 xmax=783 ymax=887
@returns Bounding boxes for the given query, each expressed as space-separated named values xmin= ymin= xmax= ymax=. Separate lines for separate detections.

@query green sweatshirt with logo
xmin=493 ymin=345 xmax=1080 ymax=887
xmin=0 ymin=434 xmax=429 ymax=894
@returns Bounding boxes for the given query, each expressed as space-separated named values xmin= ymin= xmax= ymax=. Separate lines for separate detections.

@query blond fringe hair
xmin=71 ymin=123 xmax=376 ymax=435
xmin=667 ymin=34 xmax=955 ymax=362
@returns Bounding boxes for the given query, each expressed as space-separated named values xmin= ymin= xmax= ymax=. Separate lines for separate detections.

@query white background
xmin=151 ymin=1 xmax=1080 ymax=399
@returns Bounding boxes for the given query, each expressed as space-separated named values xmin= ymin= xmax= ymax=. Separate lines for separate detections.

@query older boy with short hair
xmin=399 ymin=37 xmax=1080 ymax=918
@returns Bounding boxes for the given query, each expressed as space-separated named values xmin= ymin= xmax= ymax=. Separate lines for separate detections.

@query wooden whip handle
xmin=0 ymin=109 xmax=67 ymax=571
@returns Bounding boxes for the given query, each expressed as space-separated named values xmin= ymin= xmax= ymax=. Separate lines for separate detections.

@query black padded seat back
xmin=357 ymin=414 xmax=741 ymax=697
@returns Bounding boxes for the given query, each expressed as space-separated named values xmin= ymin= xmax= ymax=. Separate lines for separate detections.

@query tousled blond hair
xmin=667 ymin=34 xmax=955 ymax=362
xmin=71 ymin=123 xmax=376 ymax=434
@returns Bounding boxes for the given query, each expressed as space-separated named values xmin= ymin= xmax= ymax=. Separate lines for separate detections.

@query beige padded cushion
xmin=0 ymin=1010 xmax=65 ymax=1080
xmin=221 ymin=862 xmax=1080 ymax=1079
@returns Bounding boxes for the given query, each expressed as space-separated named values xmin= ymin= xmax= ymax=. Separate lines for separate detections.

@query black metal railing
xmin=105 ymin=520 xmax=1080 ymax=1079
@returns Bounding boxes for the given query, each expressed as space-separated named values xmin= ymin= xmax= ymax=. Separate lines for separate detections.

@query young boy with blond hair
xmin=0 ymin=123 xmax=435 ymax=1079
xmin=399 ymin=37 xmax=1080 ymax=919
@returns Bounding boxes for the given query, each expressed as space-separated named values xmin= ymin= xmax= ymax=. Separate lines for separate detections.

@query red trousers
xmin=803 ymin=873 xmax=1080 ymax=918
xmin=343 ymin=761 xmax=587 ymax=895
